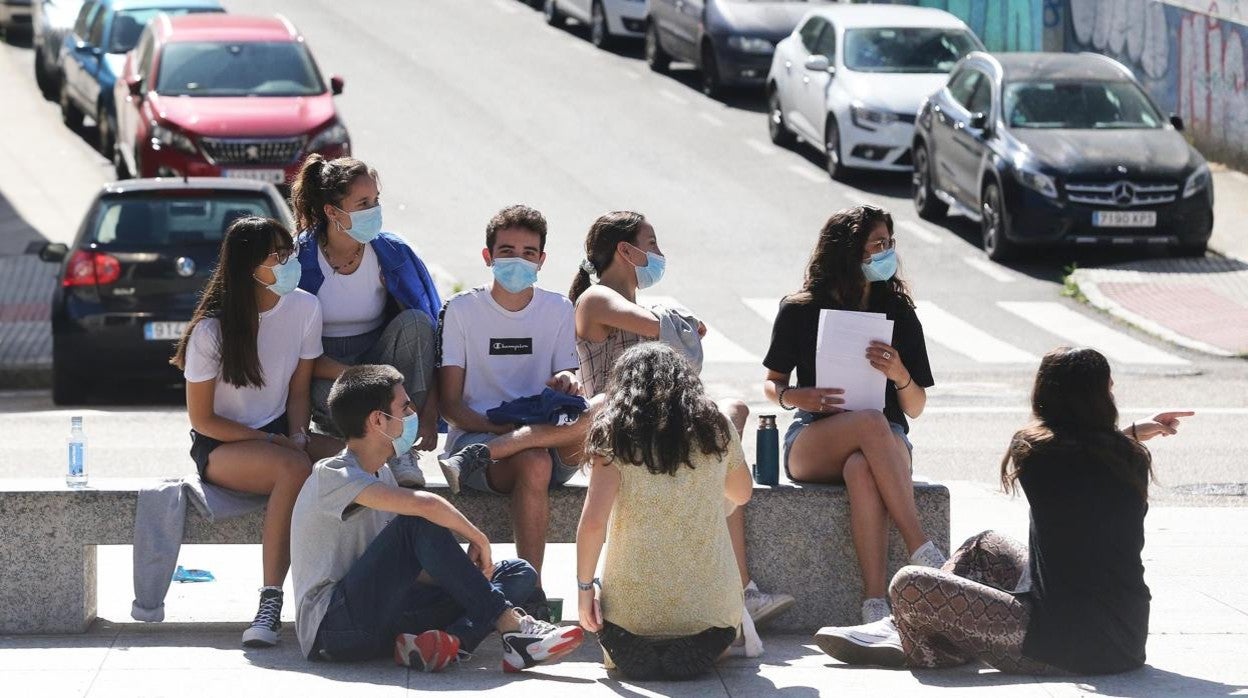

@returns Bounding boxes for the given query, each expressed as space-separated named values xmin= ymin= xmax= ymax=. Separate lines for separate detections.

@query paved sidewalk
xmin=2 ymin=481 xmax=1245 ymax=697
xmin=1072 ymin=168 xmax=1248 ymax=357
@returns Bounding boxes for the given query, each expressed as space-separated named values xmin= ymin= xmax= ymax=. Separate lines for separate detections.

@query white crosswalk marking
xmin=743 ymin=297 xmax=779 ymax=325
xmin=640 ymin=295 xmax=761 ymax=363
xmin=998 ymin=301 xmax=1189 ymax=366
xmin=896 ymin=220 xmax=943 ymax=245
xmin=962 ymin=255 xmax=1017 ymax=283
xmin=914 ymin=302 xmax=1037 ymax=364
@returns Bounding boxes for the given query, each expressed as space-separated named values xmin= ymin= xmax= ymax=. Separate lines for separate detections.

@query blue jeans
xmin=313 ymin=515 xmax=536 ymax=661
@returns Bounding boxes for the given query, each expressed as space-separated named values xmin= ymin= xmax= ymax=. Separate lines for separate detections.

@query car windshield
xmin=91 ymin=194 xmax=275 ymax=248
xmin=1004 ymin=80 xmax=1165 ymax=129
xmin=107 ymin=8 xmax=221 ymax=54
xmin=843 ymin=28 xmax=979 ymax=73
xmin=155 ymin=41 xmax=325 ymax=97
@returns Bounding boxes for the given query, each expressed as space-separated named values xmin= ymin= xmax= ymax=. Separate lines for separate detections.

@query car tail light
xmin=63 ymin=250 xmax=122 ymax=287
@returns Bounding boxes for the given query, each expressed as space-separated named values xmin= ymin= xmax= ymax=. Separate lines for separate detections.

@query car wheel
xmin=543 ymin=0 xmax=564 ymax=27
xmin=767 ymin=88 xmax=795 ymax=148
xmin=34 ymin=49 xmax=56 ymax=100
xmin=981 ymin=181 xmax=1018 ymax=262
xmin=590 ymin=1 xmax=614 ymax=49
xmin=700 ymin=44 xmax=723 ymax=98
xmin=825 ymin=117 xmax=847 ymax=181
xmin=113 ymin=141 xmax=131 ymax=180
xmin=52 ymin=362 xmax=87 ymax=406
xmin=96 ymin=106 xmax=114 ymax=158
xmin=912 ymin=142 xmax=946 ymax=221
xmin=60 ymin=81 xmax=84 ymax=130
xmin=645 ymin=22 xmax=670 ymax=73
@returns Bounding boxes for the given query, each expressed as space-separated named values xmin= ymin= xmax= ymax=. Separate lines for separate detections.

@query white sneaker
xmin=861 ymin=597 xmax=890 ymax=625
xmin=744 ymin=583 xmax=796 ymax=627
xmin=910 ymin=540 xmax=948 ymax=569
xmin=388 ymin=451 xmax=426 ymax=489
xmin=813 ymin=617 xmax=904 ymax=667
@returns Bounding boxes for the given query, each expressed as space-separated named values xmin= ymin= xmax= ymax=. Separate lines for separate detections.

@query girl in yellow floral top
xmin=576 ymin=343 xmax=753 ymax=680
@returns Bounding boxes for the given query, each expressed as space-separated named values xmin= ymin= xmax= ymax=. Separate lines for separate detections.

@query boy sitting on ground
xmin=289 ymin=364 xmax=583 ymax=672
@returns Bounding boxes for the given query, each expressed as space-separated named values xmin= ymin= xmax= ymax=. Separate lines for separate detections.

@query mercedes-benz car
xmin=912 ymin=52 xmax=1214 ymax=260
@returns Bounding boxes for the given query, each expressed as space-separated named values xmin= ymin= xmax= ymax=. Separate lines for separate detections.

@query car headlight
xmin=1013 ymin=165 xmax=1058 ymax=198
xmin=150 ymin=123 xmax=197 ymax=155
xmin=307 ymin=121 xmax=350 ymax=153
xmin=727 ymin=36 xmax=773 ymax=54
xmin=850 ymin=103 xmax=897 ymax=131
xmin=1183 ymin=164 xmax=1211 ymax=198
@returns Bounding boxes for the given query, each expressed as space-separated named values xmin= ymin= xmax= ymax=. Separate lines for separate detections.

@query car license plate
xmin=1093 ymin=211 xmax=1157 ymax=227
xmin=222 ymin=169 xmax=285 ymax=184
xmin=144 ymin=321 xmax=188 ymax=341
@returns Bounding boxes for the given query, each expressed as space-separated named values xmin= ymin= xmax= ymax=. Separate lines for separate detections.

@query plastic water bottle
xmin=754 ymin=414 xmax=780 ymax=487
xmin=67 ymin=416 xmax=87 ymax=488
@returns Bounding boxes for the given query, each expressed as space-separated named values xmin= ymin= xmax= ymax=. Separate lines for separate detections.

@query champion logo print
xmin=490 ymin=338 xmax=534 ymax=355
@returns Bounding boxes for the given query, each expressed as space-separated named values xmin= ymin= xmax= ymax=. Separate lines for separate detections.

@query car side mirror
xmin=330 ymin=75 xmax=344 ymax=96
xmin=39 ymin=243 xmax=70 ymax=263
xmin=804 ymin=55 xmax=832 ymax=74
xmin=969 ymin=112 xmax=989 ymax=130
xmin=126 ymin=76 xmax=143 ymax=98
xmin=1170 ymin=114 xmax=1185 ymax=131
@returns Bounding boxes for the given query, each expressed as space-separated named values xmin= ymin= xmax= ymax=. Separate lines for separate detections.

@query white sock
xmin=744 ymin=580 xmax=759 ymax=592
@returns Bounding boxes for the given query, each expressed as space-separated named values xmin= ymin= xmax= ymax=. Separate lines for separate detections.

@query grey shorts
xmin=782 ymin=410 xmax=913 ymax=480
xmin=447 ymin=431 xmax=581 ymax=495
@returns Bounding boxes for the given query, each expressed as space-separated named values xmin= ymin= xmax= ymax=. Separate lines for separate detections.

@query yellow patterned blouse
xmin=599 ymin=427 xmax=745 ymax=642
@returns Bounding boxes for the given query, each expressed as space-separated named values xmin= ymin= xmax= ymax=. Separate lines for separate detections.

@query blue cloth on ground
xmin=172 ymin=565 xmax=215 ymax=583
xmin=486 ymin=388 xmax=589 ymax=426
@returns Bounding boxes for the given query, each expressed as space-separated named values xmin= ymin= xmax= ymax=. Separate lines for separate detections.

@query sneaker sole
xmin=813 ymin=631 xmax=904 ymax=668
xmin=395 ymin=632 xmax=458 ymax=672
xmin=241 ymin=629 xmax=278 ymax=648
xmin=502 ymin=626 xmax=585 ymax=673
xmin=437 ymin=460 xmax=461 ymax=495
xmin=748 ymin=596 xmax=796 ymax=627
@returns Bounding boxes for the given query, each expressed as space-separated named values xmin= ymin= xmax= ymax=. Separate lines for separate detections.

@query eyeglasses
xmin=264 ymin=248 xmax=295 ymax=265
xmin=866 ymin=237 xmax=897 ymax=255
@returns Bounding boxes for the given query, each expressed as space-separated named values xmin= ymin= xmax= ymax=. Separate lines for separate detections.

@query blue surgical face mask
xmin=335 ymin=204 xmax=383 ymax=244
xmin=861 ymin=249 xmax=898 ymax=282
xmin=255 ymin=256 xmax=302 ymax=296
xmin=491 ymin=257 xmax=539 ymax=293
xmin=631 ymin=248 xmax=666 ymax=290
xmin=381 ymin=411 xmax=420 ymax=458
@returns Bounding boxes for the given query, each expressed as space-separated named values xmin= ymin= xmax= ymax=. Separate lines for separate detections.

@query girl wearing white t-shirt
xmin=171 ymin=216 xmax=340 ymax=649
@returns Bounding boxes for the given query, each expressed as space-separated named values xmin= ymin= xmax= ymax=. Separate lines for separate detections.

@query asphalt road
xmin=1 ymin=0 xmax=1245 ymax=504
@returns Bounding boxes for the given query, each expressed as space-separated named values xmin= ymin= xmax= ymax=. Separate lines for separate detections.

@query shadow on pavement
xmin=0 ymin=186 xmax=50 ymax=256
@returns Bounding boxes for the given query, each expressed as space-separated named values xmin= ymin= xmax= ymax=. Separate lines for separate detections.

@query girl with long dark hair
xmin=815 ymin=347 xmax=1192 ymax=675
xmin=763 ymin=205 xmax=944 ymax=626
xmin=576 ymin=343 xmax=754 ymax=680
xmin=172 ymin=217 xmax=340 ymax=648
xmin=570 ymin=211 xmax=793 ymax=629
xmin=290 ymin=154 xmax=442 ymax=488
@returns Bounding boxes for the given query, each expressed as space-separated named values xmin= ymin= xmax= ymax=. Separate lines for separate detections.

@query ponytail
xmin=568 ymin=211 xmax=647 ymax=304
xmin=289 ymin=153 xmax=378 ymax=245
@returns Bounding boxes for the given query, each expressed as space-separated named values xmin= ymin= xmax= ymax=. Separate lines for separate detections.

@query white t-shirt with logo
xmin=437 ymin=285 xmax=579 ymax=444
xmin=183 ymin=289 xmax=324 ymax=428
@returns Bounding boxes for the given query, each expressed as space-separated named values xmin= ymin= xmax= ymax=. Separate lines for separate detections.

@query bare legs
xmin=787 ymin=410 xmax=928 ymax=599
xmin=716 ymin=398 xmax=753 ymax=586
xmin=204 ymin=441 xmax=312 ymax=587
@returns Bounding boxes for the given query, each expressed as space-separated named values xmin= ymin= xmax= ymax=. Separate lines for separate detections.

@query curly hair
xmin=789 ymin=205 xmax=913 ymax=310
xmin=586 ymin=342 xmax=731 ymax=476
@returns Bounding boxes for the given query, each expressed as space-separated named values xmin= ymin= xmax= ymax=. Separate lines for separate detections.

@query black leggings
xmin=598 ymin=622 xmax=736 ymax=681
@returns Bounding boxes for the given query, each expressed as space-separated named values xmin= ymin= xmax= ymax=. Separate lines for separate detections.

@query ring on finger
xmin=883 ymin=351 xmax=892 ymax=359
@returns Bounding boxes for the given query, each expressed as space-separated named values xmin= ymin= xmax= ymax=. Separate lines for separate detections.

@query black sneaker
xmin=241 ymin=587 xmax=283 ymax=647
xmin=520 ymin=587 xmax=552 ymax=622
xmin=501 ymin=611 xmax=585 ymax=673
xmin=437 ymin=443 xmax=492 ymax=495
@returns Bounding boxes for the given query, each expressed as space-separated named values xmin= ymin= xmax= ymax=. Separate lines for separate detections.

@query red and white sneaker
xmin=394 ymin=630 xmax=460 ymax=672
xmin=500 ymin=612 xmax=585 ymax=673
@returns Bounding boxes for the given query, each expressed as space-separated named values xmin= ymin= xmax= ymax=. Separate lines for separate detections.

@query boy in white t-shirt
xmin=436 ymin=204 xmax=599 ymax=619
xmin=290 ymin=364 xmax=583 ymax=672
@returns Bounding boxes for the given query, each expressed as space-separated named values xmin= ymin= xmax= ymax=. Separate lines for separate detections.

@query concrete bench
xmin=0 ymin=477 xmax=949 ymax=635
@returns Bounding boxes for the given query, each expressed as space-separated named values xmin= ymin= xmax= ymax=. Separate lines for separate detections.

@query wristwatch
xmin=577 ymin=577 xmax=601 ymax=592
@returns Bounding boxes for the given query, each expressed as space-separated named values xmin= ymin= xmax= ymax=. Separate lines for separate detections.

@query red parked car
xmin=112 ymin=13 xmax=350 ymax=186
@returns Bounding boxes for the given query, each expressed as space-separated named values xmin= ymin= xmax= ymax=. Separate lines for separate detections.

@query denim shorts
xmin=782 ymin=410 xmax=913 ymax=480
xmin=447 ymin=431 xmax=580 ymax=495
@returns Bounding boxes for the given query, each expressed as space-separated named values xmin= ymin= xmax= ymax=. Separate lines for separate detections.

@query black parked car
xmin=646 ymin=0 xmax=831 ymax=97
xmin=912 ymin=52 xmax=1213 ymax=260
xmin=39 ymin=178 xmax=292 ymax=404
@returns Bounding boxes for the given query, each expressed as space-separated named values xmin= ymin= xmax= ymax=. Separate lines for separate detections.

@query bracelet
xmin=577 ymin=578 xmax=601 ymax=592
xmin=777 ymin=386 xmax=796 ymax=411
xmin=895 ymin=377 xmax=913 ymax=391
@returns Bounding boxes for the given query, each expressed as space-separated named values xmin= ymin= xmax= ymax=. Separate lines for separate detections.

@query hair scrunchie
xmin=580 ymin=258 xmax=597 ymax=277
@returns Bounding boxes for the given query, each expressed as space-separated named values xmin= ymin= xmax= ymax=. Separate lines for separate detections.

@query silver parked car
xmin=32 ymin=0 xmax=84 ymax=99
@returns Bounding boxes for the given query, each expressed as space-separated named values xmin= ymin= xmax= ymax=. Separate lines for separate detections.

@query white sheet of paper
xmin=815 ymin=309 xmax=895 ymax=412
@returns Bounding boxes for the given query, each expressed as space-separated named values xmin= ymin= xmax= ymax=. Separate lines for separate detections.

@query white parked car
xmin=542 ymin=0 xmax=647 ymax=49
xmin=766 ymin=4 xmax=982 ymax=179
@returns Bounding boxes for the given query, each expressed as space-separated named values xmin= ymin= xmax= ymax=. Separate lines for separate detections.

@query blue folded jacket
xmin=486 ymin=388 xmax=590 ymax=426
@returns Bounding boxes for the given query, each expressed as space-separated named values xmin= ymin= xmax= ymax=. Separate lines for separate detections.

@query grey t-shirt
xmin=290 ymin=449 xmax=397 ymax=658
